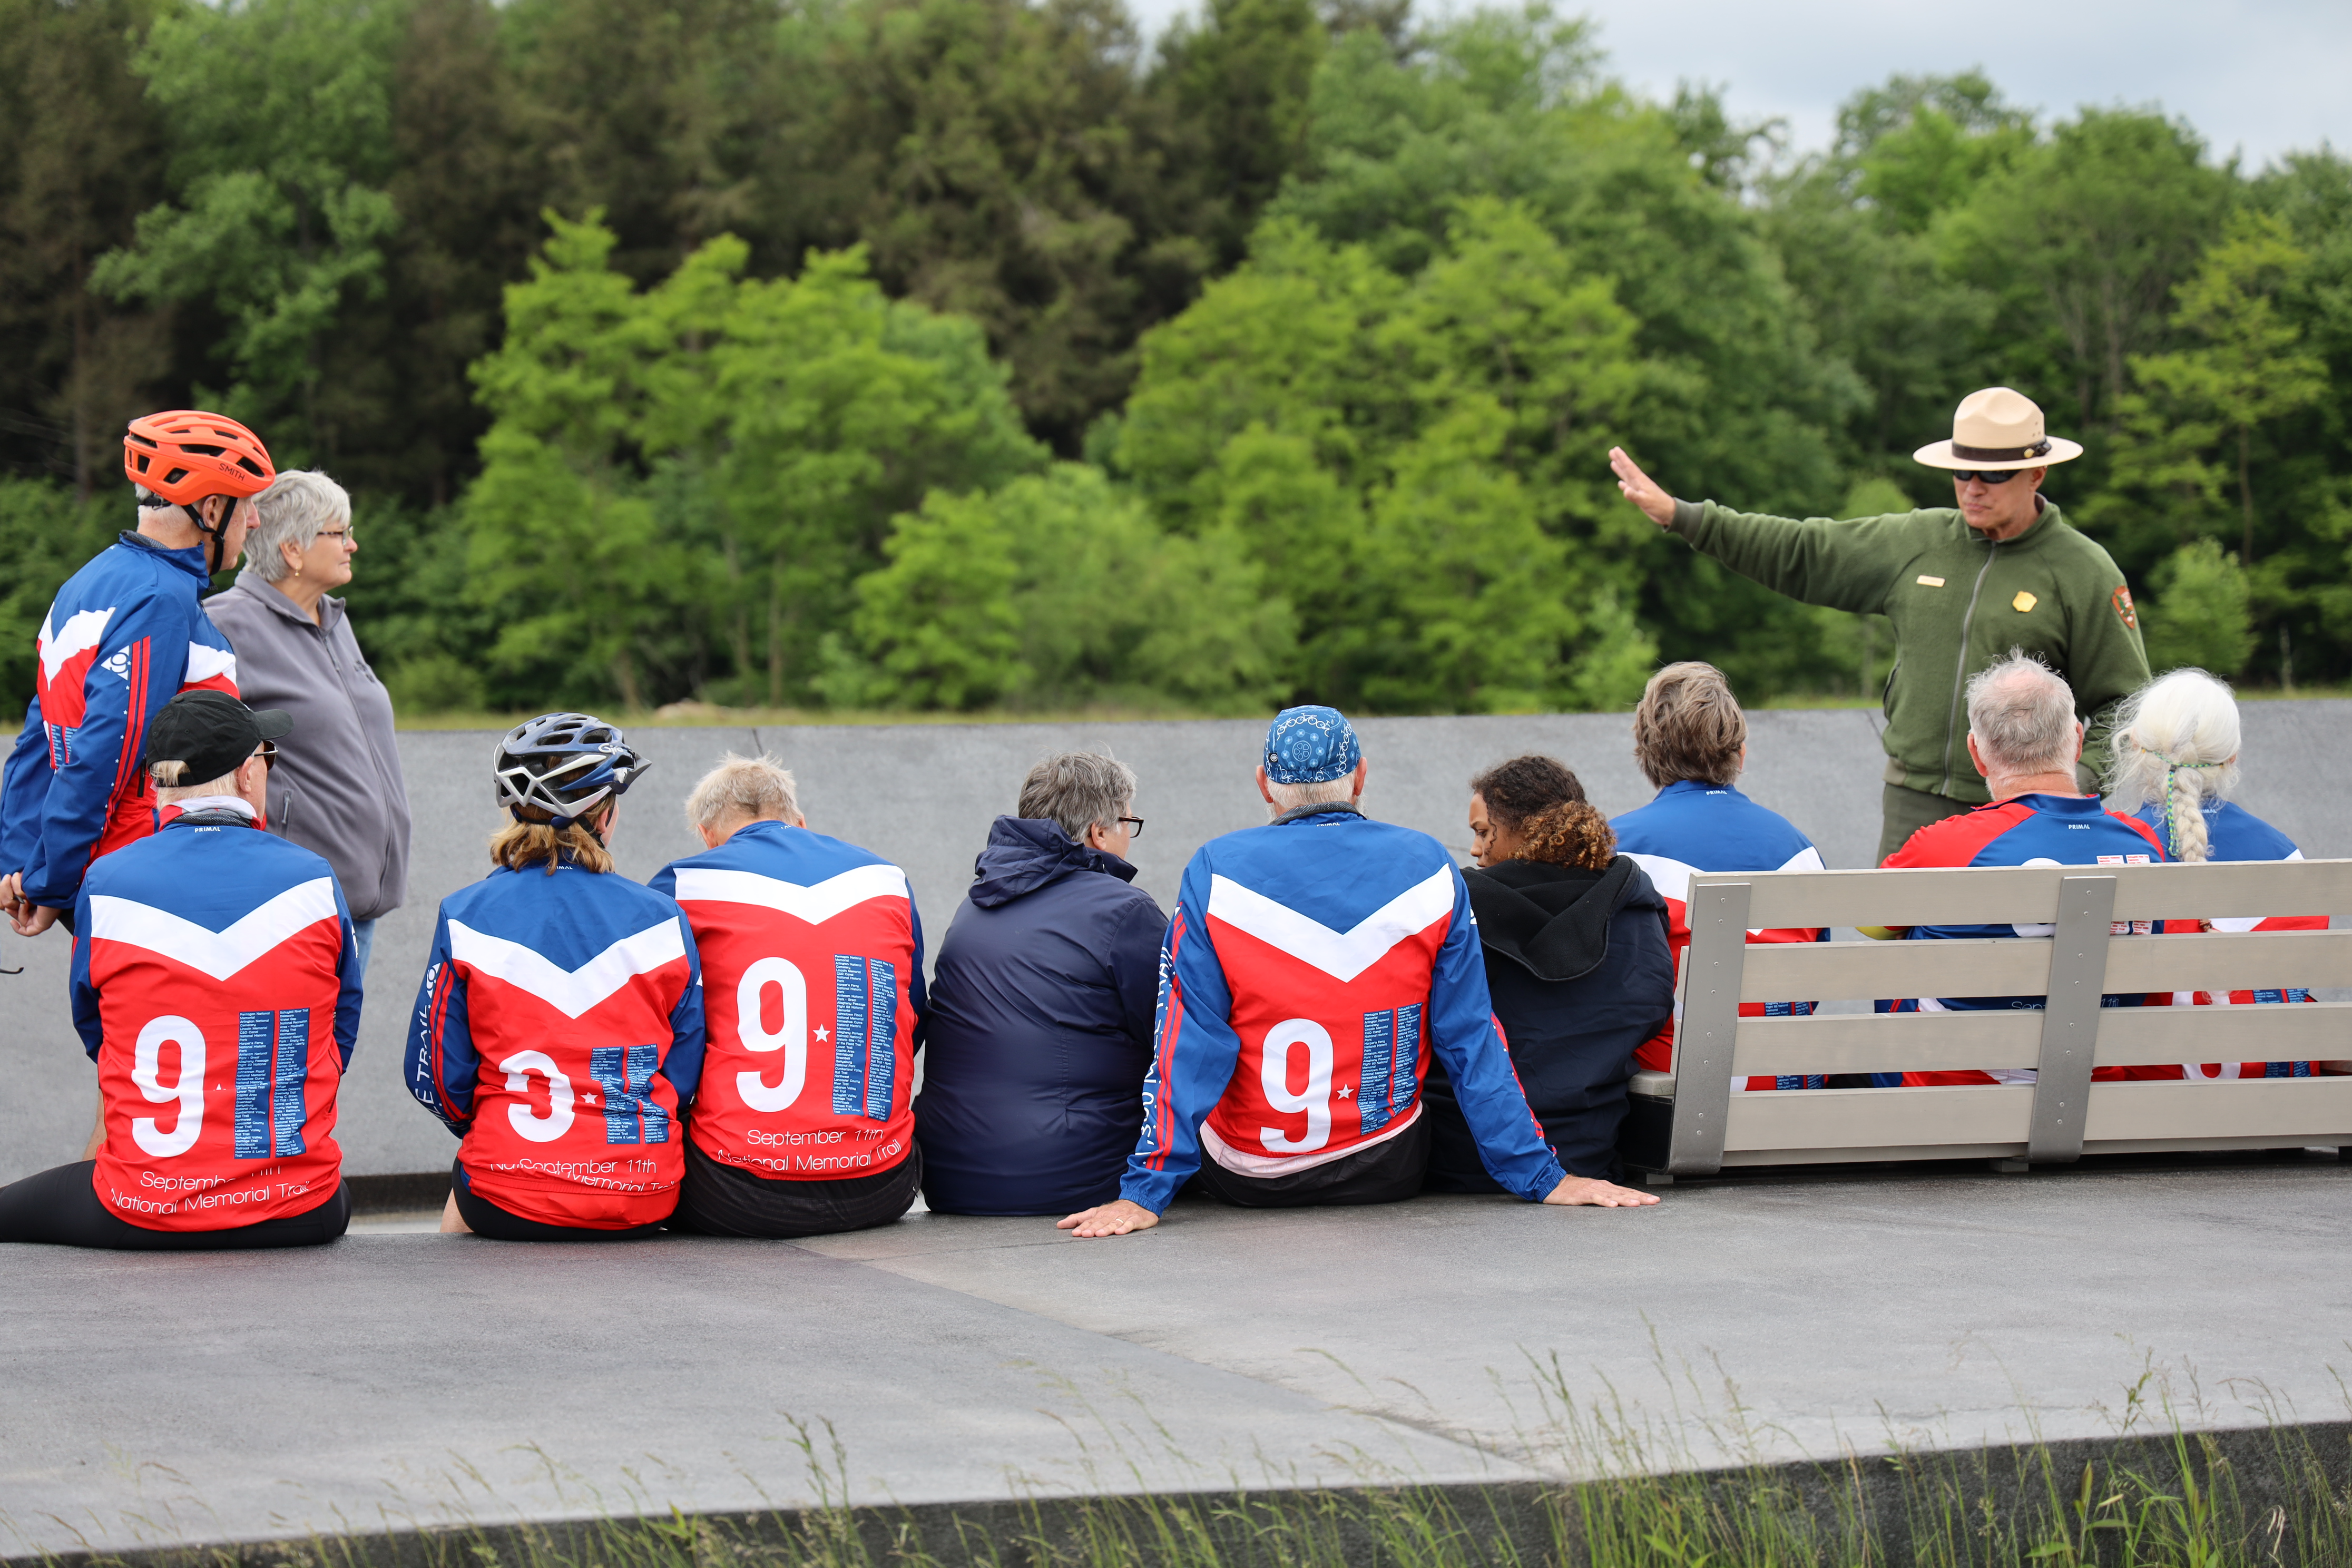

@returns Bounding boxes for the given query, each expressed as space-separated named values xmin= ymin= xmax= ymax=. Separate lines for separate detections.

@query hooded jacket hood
xmin=968 ymin=815 xmax=1139 ymax=908
xmin=1464 ymin=855 xmax=1665 ymax=983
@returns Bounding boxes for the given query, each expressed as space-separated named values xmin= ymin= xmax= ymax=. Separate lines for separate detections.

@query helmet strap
xmin=190 ymin=495 xmax=230 ymax=575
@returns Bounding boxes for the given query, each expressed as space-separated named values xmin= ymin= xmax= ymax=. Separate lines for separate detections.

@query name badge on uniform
xmin=1916 ymin=575 xmax=1944 ymax=587
xmin=2013 ymin=591 xmax=2037 ymax=612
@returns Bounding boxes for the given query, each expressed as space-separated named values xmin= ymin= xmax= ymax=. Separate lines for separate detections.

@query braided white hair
xmin=2104 ymin=669 xmax=2241 ymax=863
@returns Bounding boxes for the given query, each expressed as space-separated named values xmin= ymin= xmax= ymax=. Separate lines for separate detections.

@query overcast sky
xmin=1131 ymin=0 xmax=2351 ymax=172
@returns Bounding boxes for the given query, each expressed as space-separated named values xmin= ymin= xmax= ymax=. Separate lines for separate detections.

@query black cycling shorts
xmin=1191 ymin=1111 xmax=1430 ymax=1209
xmin=0 ymin=1161 xmax=349 ymax=1250
xmin=450 ymin=1160 xmax=671 ymax=1241
xmin=669 ymin=1136 xmax=921 ymax=1238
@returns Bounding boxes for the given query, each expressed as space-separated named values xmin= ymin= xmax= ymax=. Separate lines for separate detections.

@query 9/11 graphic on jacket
xmin=652 ymin=820 xmax=927 ymax=1181
xmin=72 ymin=811 xmax=359 ymax=1230
xmin=1 ymin=534 xmax=242 ymax=912
xmin=1123 ymin=811 xmax=1566 ymax=1213
xmin=407 ymin=863 xmax=704 ymax=1229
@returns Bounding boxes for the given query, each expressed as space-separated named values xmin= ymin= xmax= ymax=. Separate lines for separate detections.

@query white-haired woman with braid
xmin=2106 ymin=668 xmax=2324 ymax=1077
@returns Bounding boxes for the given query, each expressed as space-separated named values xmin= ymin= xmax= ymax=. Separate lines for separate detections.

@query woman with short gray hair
xmin=916 ymin=750 xmax=1166 ymax=1215
xmin=205 ymin=469 xmax=412 ymax=981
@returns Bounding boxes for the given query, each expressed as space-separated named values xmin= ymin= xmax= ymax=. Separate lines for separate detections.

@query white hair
xmin=2104 ymin=669 xmax=2241 ymax=863
xmin=1265 ymin=776 xmax=1357 ymax=819
xmin=1018 ymin=751 xmax=1136 ymax=842
xmin=149 ymin=758 xmax=242 ymax=804
xmin=686 ymin=753 xmax=800 ymax=832
xmin=246 ymin=469 xmax=350 ymax=583
xmin=1965 ymin=651 xmax=2078 ymax=775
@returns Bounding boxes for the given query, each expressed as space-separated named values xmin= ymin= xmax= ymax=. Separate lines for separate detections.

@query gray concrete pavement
xmin=3 ymin=1164 xmax=2347 ymax=1559
xmin=4 ymin=703 xmax=2349 ymax=1182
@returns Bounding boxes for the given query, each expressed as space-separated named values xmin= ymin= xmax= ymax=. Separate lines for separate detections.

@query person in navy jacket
xmin=0 ymin=692 xmax=358 ymax=1248
xmin=1062 ymin=708 xmax=1655 ymax=1238
xmin=407 ymin=714 xmax=704 ymax=1240
xmin=1878 ymin=653 xmax=2171 ymax=1085
xmin=651 ymin=754 xmax=927 ymax=1237
xmin=1423 ymin=757 xmax=1673 ymax=1190
xmin=2 ymin=411 xmax=275 ymax=940
xmin=916 ymin=751 xmax=1167 ymax=1215
xmin=2106 ymin=668 xmax=2333 ymax=1077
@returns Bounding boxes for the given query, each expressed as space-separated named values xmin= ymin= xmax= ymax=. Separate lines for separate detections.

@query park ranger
xmin=1608 ymin=387 xmax=2151 ymax=864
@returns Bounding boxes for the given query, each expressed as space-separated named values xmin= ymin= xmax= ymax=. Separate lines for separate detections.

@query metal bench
xmin=1621 ymin=858 xmax=2352 ymax=1177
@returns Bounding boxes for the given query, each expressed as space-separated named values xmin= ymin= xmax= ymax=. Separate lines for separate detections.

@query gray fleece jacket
xmin=205 ymin=569 xmax=413 ymax=920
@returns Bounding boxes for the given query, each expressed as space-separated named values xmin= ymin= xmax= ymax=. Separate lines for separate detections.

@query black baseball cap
xmin=143 ymin=690 xmax=292 ymax=786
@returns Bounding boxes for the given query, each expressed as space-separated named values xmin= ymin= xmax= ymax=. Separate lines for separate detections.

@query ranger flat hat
xmin=1913 ymin=386 xmax=2083 ymax=471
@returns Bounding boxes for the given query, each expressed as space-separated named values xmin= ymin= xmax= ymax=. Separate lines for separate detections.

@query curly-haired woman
xmin=1421 ymin=756 xmax=1674 ymax=1193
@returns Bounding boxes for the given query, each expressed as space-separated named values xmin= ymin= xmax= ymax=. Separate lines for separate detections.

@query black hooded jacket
xmin=914 ymin=817 xmax=1169 ymax=1214
xmin=1422 ymin=856 xmax=1674 ymax=1186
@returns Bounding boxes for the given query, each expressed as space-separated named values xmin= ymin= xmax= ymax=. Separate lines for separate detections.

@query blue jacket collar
xmin=118 ymin=530 xmax=214 ymax=584
xmin=1657 ymin=778 xmax=1745 ymax=802
xmin=969 ymin=816 xmax=1135 ymax=908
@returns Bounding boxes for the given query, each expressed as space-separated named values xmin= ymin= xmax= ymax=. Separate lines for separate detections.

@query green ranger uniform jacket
xmin=1668 ymin=497 xmax=2150 ymax=806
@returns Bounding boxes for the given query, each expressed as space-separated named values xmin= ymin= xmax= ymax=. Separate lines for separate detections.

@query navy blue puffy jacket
xmin=914 ymin=818 xmax=1168 ymax=1214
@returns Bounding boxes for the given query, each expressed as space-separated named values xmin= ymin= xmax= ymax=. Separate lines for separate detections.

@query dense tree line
xmin=2 ymin=0 xmax=2346 ymax=717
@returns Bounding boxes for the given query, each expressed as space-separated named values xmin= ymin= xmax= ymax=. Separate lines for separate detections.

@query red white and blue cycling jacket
xmin=650 ymin=821 xmax=926 ymax=1182
xmin=71 ymin=805 xmax=358 ymax=1231
xmin=1880 ymin=792 xmax=2170 ymax=1086
xmin=406 ymin=860 xmax=705 ymax=1228
xmin=1 ymin=535 xmax=241 ymax=910
xmin=2128 ymin=798 xmax=2321 ymax=1078
xmin=1121 ymin=810 xmax=1566 ymax=1213
xmin=1611 ymin=780 xmax=1828 ymax=1090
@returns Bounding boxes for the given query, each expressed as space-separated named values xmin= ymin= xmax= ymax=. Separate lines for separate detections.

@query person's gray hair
xmin=1965 ymin=651 xmax=2079 ymax=775
xmin=2104 ymin=669 xmax=2241 ymax=863
xmin=149 ymin=758 xmax=242 ymax=803
xmin=1018 ymin=750 xmax=1136 ymax=843
xmin=245 ymin=469 xmax=350 ymax=583
xmin=686 ymin=753 xmax=800 ymax=832
xmin=1265 ymin=776 xmax=1357 ymax=818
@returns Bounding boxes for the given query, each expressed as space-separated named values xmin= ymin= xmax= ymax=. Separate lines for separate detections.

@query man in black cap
xmin=0 ymin=691 xmax=359 ymax=1249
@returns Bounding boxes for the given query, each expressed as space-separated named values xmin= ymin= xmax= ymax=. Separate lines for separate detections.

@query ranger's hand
xmin=1609 ymin=447 xmax=1678 ymax=530
xmin=1542 ymin=1173 xmax=1660 ymax=1208
xmin=1057 ymin=1198 xmax=1161 ymax=1237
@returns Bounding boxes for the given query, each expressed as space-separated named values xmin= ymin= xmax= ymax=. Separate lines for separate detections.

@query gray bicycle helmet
xmin=492 ymin=712 xmax=649 ymax=830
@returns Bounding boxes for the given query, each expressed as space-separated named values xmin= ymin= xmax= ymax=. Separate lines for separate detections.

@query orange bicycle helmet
xmin=123 ymin=410 xmax=276 ymax=507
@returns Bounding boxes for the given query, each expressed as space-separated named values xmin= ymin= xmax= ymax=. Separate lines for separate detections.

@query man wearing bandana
xmin=1060 ymin=706 xmax=1656 ymax=1237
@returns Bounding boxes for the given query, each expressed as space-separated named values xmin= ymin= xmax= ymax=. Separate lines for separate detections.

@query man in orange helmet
xmin=1 ymin=411 xmax=276 ymax=940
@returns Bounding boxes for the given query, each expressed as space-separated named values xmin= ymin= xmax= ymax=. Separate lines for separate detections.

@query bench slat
xmin=1714 ymin=858 xmax=2352 ymax=928
xmin=1728 ymin=1004 xmax=2352 ymax=1075
xmin=2104 ymin=928 xmax=2352 ymax=992
xmin=1715 ymin=1079 xmax=2352 ymax=1159
xmin=1738 ymin=927 xmax=2352 ymax=1002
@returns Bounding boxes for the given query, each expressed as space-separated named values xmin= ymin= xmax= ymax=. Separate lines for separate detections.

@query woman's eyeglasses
xmin=1118 ymin=816 xmax=1145 ymax=839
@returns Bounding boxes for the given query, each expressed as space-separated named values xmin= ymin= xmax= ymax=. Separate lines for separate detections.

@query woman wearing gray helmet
xmin=402 ymin=713 xmax=707 ymax=1239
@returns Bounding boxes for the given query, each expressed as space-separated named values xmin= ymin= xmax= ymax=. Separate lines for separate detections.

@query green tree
xmin=2142 ymin=537 xmax=2255 ymax=677
xmin=0 ymin=0 xmax=173 ymax=494
xmin=91 ymin=0 xmax=404 ymax=464
xmin=0 ymin=478 xmax=118 ymax=709
xmin=832 ymin=463 xmax=1293 ymax=711
xmin=464 ymin=213 xmax=1044 ymax=710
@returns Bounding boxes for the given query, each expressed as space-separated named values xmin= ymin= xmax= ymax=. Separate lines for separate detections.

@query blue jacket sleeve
xmin=657 ymin=912 xmax=706 ymax=1104
xmin=331 ymin=881 xmax=362 ymax=1070
xmin=0 ymin=699 xmax=49 ymax=879
xmin=1119 ymin=852 xmax=1240 ymax=1213
xmin=70 ymin=884 xmax=101 ymax=1060
xmin=1426 ymin=868 xmax=1567 ymax=1202
xmin=405 ymin=905 xmax=476 ymax=1135
xmin=20 ymin=589 xmax=172 ymax=909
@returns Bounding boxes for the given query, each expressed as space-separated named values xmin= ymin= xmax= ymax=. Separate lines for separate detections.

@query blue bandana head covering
xmin=1263 ymin=705 xmax=1361 ymax=785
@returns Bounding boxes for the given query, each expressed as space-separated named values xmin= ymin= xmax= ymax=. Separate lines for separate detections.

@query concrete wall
xmin=6 ymin=702 xmax=2349 ymax=1182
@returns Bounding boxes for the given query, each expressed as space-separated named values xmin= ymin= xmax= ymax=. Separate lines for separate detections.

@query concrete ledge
xmin=16 ymin=1420 xmax=2351 ymax=1568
